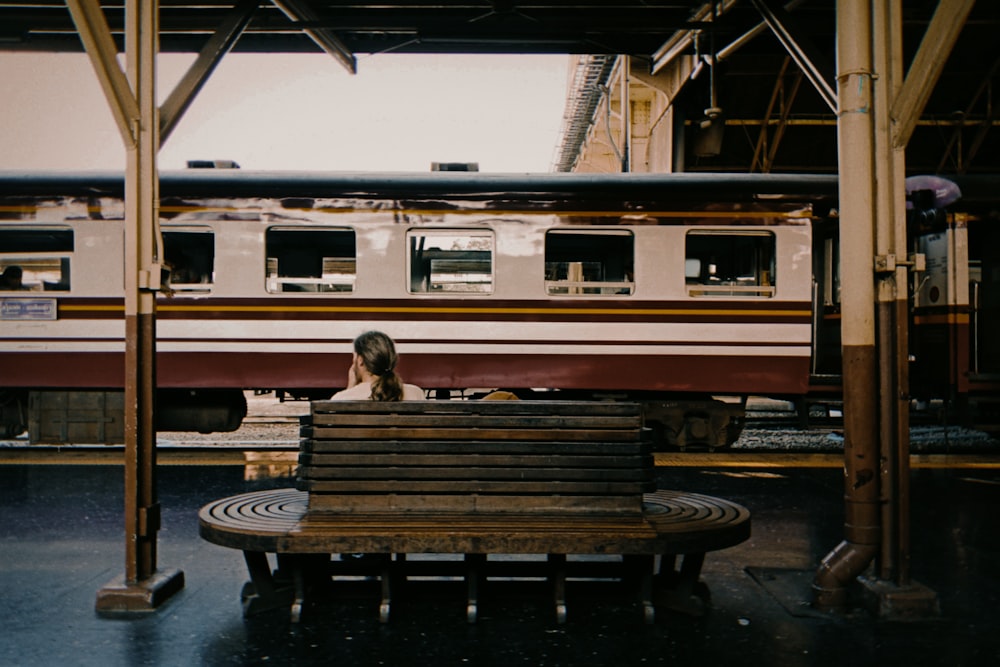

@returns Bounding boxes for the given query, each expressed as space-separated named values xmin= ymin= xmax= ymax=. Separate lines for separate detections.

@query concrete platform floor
xmin=0 ymin=463 xmax=998 ymax=666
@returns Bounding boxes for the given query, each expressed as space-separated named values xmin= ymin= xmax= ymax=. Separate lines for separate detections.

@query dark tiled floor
xmin=1 ymin=463 xmax=998 ymax=666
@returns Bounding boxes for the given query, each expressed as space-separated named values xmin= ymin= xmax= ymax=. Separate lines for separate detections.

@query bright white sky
xmin=0 ymin=52 xmax=571 ymax=173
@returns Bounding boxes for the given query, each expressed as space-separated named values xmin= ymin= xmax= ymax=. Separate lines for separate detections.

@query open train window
xmin=162 ymin=227 xmax=214 ymax=293
xmin=265 ymin=227 xmax=356 ymax=293
xmin=408 ymin=230 xmax=493 ymax=294
xmin=0 ymin=226 xmax=73 ymax=291
xmin=685 ymin=230 xmax=775 ymax=297
xmin=544 ymin=229 xmax=634 ymax=295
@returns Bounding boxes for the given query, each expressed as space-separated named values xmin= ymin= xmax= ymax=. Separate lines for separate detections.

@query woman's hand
xmin=347 ymin=357 xmax=360 ymax=388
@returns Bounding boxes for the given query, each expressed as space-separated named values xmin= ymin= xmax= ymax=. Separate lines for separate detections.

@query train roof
xmin=2 ymin=170 xmax=998 ymax=213
xmin=0 ymin=170 xmax=839 ymax=202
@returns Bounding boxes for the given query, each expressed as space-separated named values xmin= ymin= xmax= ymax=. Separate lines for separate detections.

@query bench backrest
xmin=298 ymin=400 xmax=654 ymax=516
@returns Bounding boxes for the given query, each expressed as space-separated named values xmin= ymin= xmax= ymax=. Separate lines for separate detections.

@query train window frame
xmin=407 ymin=229 xmax=495 ymax=295
xmin=265 ymin=226 xmax=357 ymax=294
xmin=544 ymin=229 xmax=635 ymax=296
xmin=0 ymin=226 xmax=73 ymax=292
xmin=684 ymin=230 xmax=776 ymax=298
xmin=162 ymin=226 xmax=215 ymax=294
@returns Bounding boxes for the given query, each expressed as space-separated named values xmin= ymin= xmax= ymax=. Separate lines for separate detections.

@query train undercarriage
xmin=1 ymin=387 xmax=745 ymax=451
xmin=0 ymin=388 xmax=247 ymax=444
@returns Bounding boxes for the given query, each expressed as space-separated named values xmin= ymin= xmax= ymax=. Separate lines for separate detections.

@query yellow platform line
xmin=655 ymin=452 xmax=1000 ymax=469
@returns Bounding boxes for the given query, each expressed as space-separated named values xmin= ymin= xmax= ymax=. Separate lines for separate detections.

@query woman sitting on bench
xmin=332 ymin=330 xmax=424 ymax=401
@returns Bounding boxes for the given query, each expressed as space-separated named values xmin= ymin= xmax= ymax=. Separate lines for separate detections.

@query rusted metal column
xmin=813 ymin=0 xmax=880 ymax=610
xmin=95 ymin=0 xmax=183 ymax=614
xmin=872 ymin=0 xmax=909 ymax=585
xmin=123 ymin=0 xmax=159 ymax=586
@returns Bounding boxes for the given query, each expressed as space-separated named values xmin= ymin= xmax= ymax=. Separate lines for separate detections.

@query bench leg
xmin=241 ymin=551 xmax=295 ymax=618
xmin=654 ymin=552 xmax=710 ymax=616
xmin=291 ymin=562 xmax=306 ymax=623
xmin=465 ymin=553 xmax=486 ymax=623
xmin=378 ymin=554 xmax=393 ymax=623
xmin=549 ymin=554 xmax=567 ymax=624
xmin=624 ymin=554 xmax=657 ymax=624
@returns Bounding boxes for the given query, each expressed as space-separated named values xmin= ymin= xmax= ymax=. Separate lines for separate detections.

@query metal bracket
xmin=875 ymin=253 xmax=925 ymax=274
xmin=137 ymin=264 xmax=165 ymax=291
xmin=138 ymin=503 xmax=161 ymax=536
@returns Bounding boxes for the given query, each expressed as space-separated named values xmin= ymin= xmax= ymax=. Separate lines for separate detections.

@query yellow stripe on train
xmin=58 ymin=303 xmax=812 ymax=318
xmin=913 ymin=313 xmax=970 ymax=325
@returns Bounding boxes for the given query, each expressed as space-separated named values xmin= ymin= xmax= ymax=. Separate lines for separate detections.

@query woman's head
xmin=353 ymin=330 xmax=404 ymax=401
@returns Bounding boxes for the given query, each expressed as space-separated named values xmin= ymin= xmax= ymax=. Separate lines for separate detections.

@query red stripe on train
xmin=1 ymin=351 xmax=810 ymax=395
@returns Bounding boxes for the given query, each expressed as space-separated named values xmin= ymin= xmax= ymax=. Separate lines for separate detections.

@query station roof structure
xmin=1 ymin=2 xmax=802 ymax=61
xmin=2 ymin=1 xmax=1000 ymax=174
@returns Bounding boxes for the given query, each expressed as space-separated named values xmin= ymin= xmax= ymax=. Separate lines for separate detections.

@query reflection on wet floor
xmin=0 ymin=464 xmax=998 ymax=666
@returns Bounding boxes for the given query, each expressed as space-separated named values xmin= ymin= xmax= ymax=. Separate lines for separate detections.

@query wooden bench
xmin=199 ymin=400 xmax=751 ymax=623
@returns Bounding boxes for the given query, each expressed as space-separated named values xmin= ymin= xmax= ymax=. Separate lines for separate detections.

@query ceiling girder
xmin=749 ymin=0 xmax=836 ymax=113
xmin=160 ymin=0 xmax=259 ymax=143
xmin=270 ymin=0 xmax=357 ymax=73
xmin=65 ymin=0 xmax=140 ymax=147
xmin=650 ymin=0 xmax=739 ymax=74
xmin=936 ymin=54 xmax=1000 ymax=174
xmin=891 ymin=0 xmax=976 ymax=149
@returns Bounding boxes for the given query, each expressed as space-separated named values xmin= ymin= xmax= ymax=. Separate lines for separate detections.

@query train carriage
xmin=0 ymin=170 xmax=836 ymax=447
xmin=908 ymin=177 xmax=1000 ymax=424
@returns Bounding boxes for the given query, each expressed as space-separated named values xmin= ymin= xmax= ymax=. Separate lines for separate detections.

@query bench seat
xmin=198 ymin=400 xmax=751 ymax=623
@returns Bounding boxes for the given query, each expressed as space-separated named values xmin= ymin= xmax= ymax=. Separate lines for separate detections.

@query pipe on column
xmin=813 ymin=0 xmax=881 ymax=610
xmin=872 ymin=0 xmax=911 ymax=587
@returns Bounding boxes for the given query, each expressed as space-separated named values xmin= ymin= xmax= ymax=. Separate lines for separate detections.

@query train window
xmin=544 ymin=230 xmax=634 ymax=295
xmin=685 ymin=231 xmax=776 ymax=297
xmin=0 ymin=227 xmax=73 ymax=291
xmin=408 ymin=230 xmax=493 ymax=294
xmin=265 ymin=227 xmax=356 ymax=293
xmin=162 ymin=228 xmax=214 ymax=293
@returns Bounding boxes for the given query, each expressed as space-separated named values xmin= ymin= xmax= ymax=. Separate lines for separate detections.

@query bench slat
xmin=300 ymin=479 xmax=653 ymax=494
xmin=299 ymin=466 xmax=653 ymax=482
xmin=305 ymin=493 xmax=644 ymax=515
xmin=308 ymin=400 xmax=642 ymax=418
xmin=300 ymin=452 xmax=652 ymax=468
xmin=304 ymin=426 xmax=642 ymax=442
xmin=306 ymin=414 xmax=643 ymax=430
xmin=301 ymin=440 xmax=649 ymax=455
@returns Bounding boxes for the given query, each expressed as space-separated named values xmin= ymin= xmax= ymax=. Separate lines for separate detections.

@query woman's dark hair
xmin=354 ymin=330 xmax=405 ymax=401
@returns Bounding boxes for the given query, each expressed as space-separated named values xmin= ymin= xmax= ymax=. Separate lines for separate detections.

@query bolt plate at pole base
xmin=95 ymin=568 xmax=184 ymax=617
xmin=858 ymin=575 xmax=940 ymax=620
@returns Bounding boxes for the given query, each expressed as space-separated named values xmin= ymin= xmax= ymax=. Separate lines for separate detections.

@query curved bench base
xmin=199 ymin=488 xmax=750 ymax=624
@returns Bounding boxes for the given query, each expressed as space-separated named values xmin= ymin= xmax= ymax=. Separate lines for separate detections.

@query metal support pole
xmin=872 ymin=0 xmax=908 ymax=585
xmin=621 ymin=55 xmax=631 ymax=172
xmin=815 ymin=0 xmax=938 ymax=618
xmin=125 ymin=0 xmax=159 ymax=584
xmin=95 ymin=0 xmax=183 ymax=615
xmin=860 ymin=0 xmax=939 ymax=618
xmin=813 ymin=0 xmax=880 ymax=611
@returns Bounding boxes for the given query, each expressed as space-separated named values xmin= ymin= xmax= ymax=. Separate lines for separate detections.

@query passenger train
xmin=0 ymin=170 xmax=995 ymax=447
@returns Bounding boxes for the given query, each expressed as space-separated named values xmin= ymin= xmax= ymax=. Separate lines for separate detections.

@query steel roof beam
xmin=65 ymin=0 xmax=140 ymax=147
xmin=650 ymin=0 xmax=739 ymax=75
xmin=271 ymin=0 xmax=357 ymax=73
xmin=934 ymin=54 xmax=1000 ymax=174
xmin=891 ymin=0 xmax=976 ymax=149
xmin=749 ymin=0 xmax=836 ymax=113
xmin=160 ymin=0 xmax=258 ymax=145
